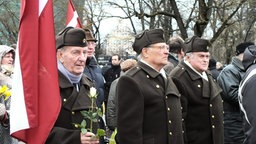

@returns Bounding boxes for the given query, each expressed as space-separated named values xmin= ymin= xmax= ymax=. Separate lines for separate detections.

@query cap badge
xmin=83 ymin=38 xmax=86 ymax=43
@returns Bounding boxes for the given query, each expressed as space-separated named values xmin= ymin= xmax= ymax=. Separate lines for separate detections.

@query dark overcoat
xmin=84 ymin=57 xmax=105 ymax=107
xmin=217 ymin=57 xmax=245 ymax=143
xmin=46 ymin=71 xmax=98 ymax=144
xmin=170 ymin=60 xmax=224 ymax=144
xmin=117 ymin=61 xmax=184 ymax=144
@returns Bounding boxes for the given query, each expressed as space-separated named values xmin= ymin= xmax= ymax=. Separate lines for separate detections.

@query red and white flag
xmin=66 ymin=0 xmax=82 ymax=28
xmin=10 ymin=0 xmax=61 ymax=143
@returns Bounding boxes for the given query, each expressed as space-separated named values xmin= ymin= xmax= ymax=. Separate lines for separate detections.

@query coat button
xmin=197 ymin=84 xmax=201 ymax=88
xmin=72 ymin=111 xmax=75 ymax=115
xmin=165 ymin=96 xmax=168 ymax=99
xmin=182 ymin=118 xmax=184 ymax=121
xmin=209 ymin=104 xmax=213 ymax=107
xmin=156 ymin=85 xmax=160 ymax=88
xmin=146 ymin=75 xmax=150 ymax=78
xmin=63 ymin=98 xmax=67 ymax=102
xmin=212 ymin=125 xmax=215 ymax=129
xmin=167 ymin=107 xmax=170 ymax=111
xmin=212 ymin=115 xmax=215 ymax=119
xmin=169 ymin=132 xmax=173 ymax=135
xmin=169 ymin=120 xmax=172 ymax=124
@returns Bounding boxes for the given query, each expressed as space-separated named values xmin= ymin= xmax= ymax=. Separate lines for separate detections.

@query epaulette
xmin=170 ymin=65 xmax=186 ymax=78
xmin=125 ymin=66 xmax=141 ymax=76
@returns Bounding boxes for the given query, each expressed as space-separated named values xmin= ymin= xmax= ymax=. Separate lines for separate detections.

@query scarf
xmin=57 ymin=60 xmax=83 ymax=84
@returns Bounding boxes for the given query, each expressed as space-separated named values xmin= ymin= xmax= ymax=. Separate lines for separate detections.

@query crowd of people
xmin=1 ymin=26 xmax=256 ymax=144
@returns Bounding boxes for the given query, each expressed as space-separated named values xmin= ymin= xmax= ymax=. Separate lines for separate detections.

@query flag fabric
xmin=66 ymin=0 xmax=82 ymax=28
xmin=10 ymin=0 xmax=61 ymax=143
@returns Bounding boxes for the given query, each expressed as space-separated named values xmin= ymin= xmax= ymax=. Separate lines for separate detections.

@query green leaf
xmin=80 ymin=111 xmax=89 ymax=117
xmin=96 ymin=129 xmax=106 ymax=137
xmin=97 ymin=109 xmax=103 ymax=117
xmin=92 ymin=113 xmax=98 ymax=118
xmin=92 ymin=119 xmax=98 ymax=122
xmin=81 ymin=120 xmax=87 ymax=127
xmin=81 ymin=128 xmax=87 ymax=134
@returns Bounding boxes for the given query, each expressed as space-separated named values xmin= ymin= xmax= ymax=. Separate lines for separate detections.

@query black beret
xmin=56 ymin=27 xmax=87 ymax=49
xmin=132 ymin=29 xmax=165 ymax=54
xmin=184 ymin=36 xmax=209 ymax=53
xmin=235 ymin=42 xmax=254 ymax=56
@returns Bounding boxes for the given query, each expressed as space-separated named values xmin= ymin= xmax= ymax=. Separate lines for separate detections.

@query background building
xmin=102 ymin=19 xmax=136 ymax=58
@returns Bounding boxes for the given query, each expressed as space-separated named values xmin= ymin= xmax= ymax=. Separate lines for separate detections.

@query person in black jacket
xmin=46 ymin=27 xmax=99 ymax=144
xmin=208 ymin=58 xmax=220 ymax=80
xmin=83 ymin=28 xmax=105 ymax=108
xmin=117 ymin=29 xmax=184 ymax=144
xmin=217 ymin=42 xmax=254 ymax=144
xmin=103 ymin=54 xmax=121 ymax=107
xmin=239 ymin=45 xmax=256 ymax=144
xmin=170 ymin=36 xmax=224 ymax=144
xmin=83 ymin=28 xmax=106 ymax=144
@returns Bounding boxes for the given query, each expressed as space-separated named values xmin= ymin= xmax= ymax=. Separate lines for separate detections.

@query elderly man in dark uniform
xmin=45 ymin=27 xmax=99 ymax=144
xmin=170 ymin=36 xmax=224 ymax=144
xmin=117 ymin=29 xmax=184 ymax=144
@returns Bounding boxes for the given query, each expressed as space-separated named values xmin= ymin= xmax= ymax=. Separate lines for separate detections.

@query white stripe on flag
xmin=10 ymin=41 xmax=29 ymax=134
xmin=39 ymin=0 xmax=47 ymax=15
xmin=67 ymin=11 xmax=79 ymax=27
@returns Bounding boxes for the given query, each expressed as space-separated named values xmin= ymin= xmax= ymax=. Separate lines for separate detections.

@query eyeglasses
xmin=148 ymin=45 xmax=169 ymax=51
xmin=87 ymin=41 xmax=96 ymax=46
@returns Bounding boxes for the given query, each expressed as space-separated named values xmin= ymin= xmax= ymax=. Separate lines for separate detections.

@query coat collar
xmin=179 ymin=60 xmax=202 ymax=81
xmin=138 ymin=61 xmax=180 ymax=97
xmin=179 ymin=61 xmax=222 ymax=99
xmin=232 ymin=57 xmax=244 ymax=71
xmin=138 ymin=61 xmax=163 ymax=79
xmin=59 ymin=71 xmax=91 ymax=88
xmin=58 ymin=71 xmax=93 ymax=111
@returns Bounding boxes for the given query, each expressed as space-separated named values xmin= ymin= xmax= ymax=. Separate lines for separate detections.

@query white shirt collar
xmin=184 ymin=60 xmax=208 ymax=81
xmin=140 ymin=60 xmax=167 ymax=79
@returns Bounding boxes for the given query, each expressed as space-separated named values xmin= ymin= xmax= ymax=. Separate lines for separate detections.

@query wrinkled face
xmin=111 ymin=55 xmax=121 ymax=66
xmin=186 ymin=52 xmax=210 ymax=73
xmin=1 ymin=52 xmax=14 ymax=66
xmin=87 ymin=41 xmax=96 ymax=58
xmin=142 ymin=42 xmax=169 ymax=71
xmin=57 ymin=46 xmax=88 ymax=75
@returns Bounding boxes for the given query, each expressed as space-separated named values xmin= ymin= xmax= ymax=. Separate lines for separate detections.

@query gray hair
xmin=185 ymin=52 xmax=193 ymax=57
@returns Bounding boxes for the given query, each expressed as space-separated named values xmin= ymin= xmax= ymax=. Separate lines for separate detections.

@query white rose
xmin=89 ymin=87 xmax=97 ymax=98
